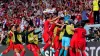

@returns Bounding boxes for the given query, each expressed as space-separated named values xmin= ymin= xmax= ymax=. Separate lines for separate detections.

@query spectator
xmin=87 ymin=27 xmax=100 ymax=42
xmin=81 ymin=7 xmax=88 ymax=23
xmin=88 ymin=9 xmax=94 ymax=24
xmin=0 ymin=0 xmax=99 ymax=45
xmin=93 ymin=0 xmax=99 ymax=24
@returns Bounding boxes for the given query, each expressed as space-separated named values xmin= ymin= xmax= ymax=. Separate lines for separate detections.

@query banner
xmin=85 ymin=42 xmax=100 ymax=56
xmin=0 ymin=42 xmax=100 ymax=56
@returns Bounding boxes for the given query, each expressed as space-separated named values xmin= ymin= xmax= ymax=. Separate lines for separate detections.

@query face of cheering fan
xmin=11 ymin=25 xmax=15 ymax=32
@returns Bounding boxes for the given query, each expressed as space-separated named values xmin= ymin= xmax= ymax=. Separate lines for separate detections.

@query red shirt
xmin=72 ymin=28 xmax=86 ymax=41
xmin=76 ymin=14 xmax=82 ymax=22
xmin=76 ymin=28 xmax=86 ymax=41
xmin=88 ymin=11 xmax=94 ymax=24
xmin=43 ymin=20 xmax=50 ymax=32
xmin=49 ymin=23 xmax=56 ymax=32
xmin=49 ymin=23 xmax=56 ymax=37
xmin=72 ymin=28 xmax=79 ymax=40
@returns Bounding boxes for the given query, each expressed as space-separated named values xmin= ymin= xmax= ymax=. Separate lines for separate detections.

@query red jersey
xmin=49 ymin=23 xmax=56 ymax=32
xmin=70 ymin=28 xmax=80 ymax=48
xmin=71 ymin=28 xmax=80 ymax=42
xmin=43 ymin=20 xmax=50 ymax=32
xmin=70 ymin=28 xmax=86 ymax=48
xmin=76 ymin=28 xmax=86 ymax=41
xmin=49 ymin=23 xmax=56 ymax=37
xmin=88 ymin=11 xmax=94 ymax=24
xmin=43 ymin=20 xmax=50 ymax=42
xmin=74 ymin=28 xmax=86 ymax=50
xmin=53 ymin=27 xmax=61 ymax=49
xmin=71 ymin=28 xmax=86 ymax=41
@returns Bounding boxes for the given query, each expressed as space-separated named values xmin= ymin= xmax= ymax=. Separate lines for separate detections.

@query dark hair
xmin=49 ymin=13 xmax=53 ymax=18
xmin=45 ymin=16 xmax=49 ymax=20
xmin=15 ymin=25 xmax=20 ymax=29
xmin=10 ymin=25 xmax=15 ymax=30
xmin=80 ymin=21 xmax=86 ymax=27
xmin=44 ymin=14 xmax=49 ymax=20
xmin=27 ymin=25 xmax=34 ymax=30
xmin=59 ymin=17 xmax=64 ymax=20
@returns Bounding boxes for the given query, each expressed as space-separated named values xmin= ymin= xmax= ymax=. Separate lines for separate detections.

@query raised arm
xmin=49 ymin=16 xmax=60 ymax=22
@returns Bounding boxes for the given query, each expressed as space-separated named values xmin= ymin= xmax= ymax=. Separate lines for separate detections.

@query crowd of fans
xmin=0 ymin=0 xmax=100 ymax=45
xmin=87 ymin=27 xmax=100 ymax=42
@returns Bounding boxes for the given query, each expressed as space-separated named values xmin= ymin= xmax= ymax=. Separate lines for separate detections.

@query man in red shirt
xmin=53 ymin=17 xmax=64 ymax=56
xmin=14 ymin=25 xmax=25 ymax=56
xmin=75 ymin=22 xmax=86 ymax=56
xmin=41 ymin=14 xmax=60 ymax=56
xmin=70 ymin=21 xmax=86 ymax=56
xmin=0 ymin=25 xmax=15 ymax=56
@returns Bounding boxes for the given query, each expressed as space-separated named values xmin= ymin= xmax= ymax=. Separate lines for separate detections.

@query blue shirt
xmin=82 ymin=10 xmax=88 ymax=20
xmin=64 ymin=14 xmax=71 ymax=22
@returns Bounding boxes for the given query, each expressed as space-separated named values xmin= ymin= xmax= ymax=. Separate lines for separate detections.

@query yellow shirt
xmin=17 ymin=34 xmax=22 ymax=43
xmin=53 ymin=27 xmax=58 ymax=37
xmin=28 ymin=32 xmax=34 ymax=43
xmin=6 ymin=30 xmax=15 ymax=44
xmin=59 ymin=29 xmax=65 ymax=40
xmin=28 ymin=32 xmax=38 ymax=44
xmin=93 ymin=0 xmax=99 ymax=11
xmin=66 ymin=24 xmax=74 ymax=35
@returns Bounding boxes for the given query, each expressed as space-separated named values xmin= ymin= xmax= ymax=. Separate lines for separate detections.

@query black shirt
xmin=14 ymin=31 xmax=23 ymax=44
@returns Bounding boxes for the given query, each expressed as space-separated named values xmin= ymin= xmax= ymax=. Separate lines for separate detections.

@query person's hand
xmin=55 ymin=19 xmax=59 ymax=24
xmin=62 ymin=24 xmax=66 ymax=27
